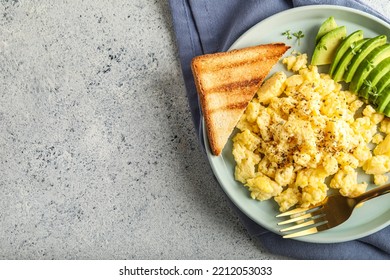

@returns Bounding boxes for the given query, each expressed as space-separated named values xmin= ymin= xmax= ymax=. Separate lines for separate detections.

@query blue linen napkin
xmin=168 ymin=0 xmax=390 ymax=259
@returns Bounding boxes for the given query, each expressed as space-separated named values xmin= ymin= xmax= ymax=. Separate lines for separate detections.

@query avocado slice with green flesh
xmin=383 ymin=101 xmax=390 ymax=117
xmin=376 ymin=85 xmax=390 ymax=113
xmin=351 ymin=44 xmax=390 ymax=97
xmin=344 ymin=35 xmax=387 ymax=83
xmin=315 ymin=16 xmax=338 ymax=44
xmin=311 ymin=26 xmax=347 ymax=66
xmin=331 ymin=39 xmax=369 ymax=82
xmin=361 ymin=57 xmax=390 ymax=103
xmin=373 ymin=71 xmax=390 ymax=106
xmin=329 ymin=30 xmax=364 ymax=76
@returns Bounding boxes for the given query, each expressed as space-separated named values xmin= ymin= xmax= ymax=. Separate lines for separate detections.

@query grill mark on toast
xmin=210 ymin=77 xmax=263 ymax=93
xmin=208 ymin=102 xmax=248 ymax=113
xmin=199 ymin=53 xmax=284 ymax=73
xmin=194 ymin=44 xmax=288 ymax=69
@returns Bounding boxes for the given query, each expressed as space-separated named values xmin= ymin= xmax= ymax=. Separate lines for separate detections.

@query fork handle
xmin=355 ymin=183 xmax=390 ymax=205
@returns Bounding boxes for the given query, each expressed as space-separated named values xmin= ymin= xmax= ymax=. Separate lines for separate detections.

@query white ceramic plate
xmin=203 ymin=5 xmax=390 ymax=243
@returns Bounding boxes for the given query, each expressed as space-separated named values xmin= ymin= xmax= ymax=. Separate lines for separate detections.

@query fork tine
xmin=276 ymin=207 xmax=309 ymax=217
xmin=276 ymin=205 xmax=322 ymax=217
xmin=280 ymin=215 xmax=326 ymax=231
xmin=282 ymin=225 xmax=320 ymax=238
xmin=277 ymin=208 xmax=324 ymax=225
xmin=282 ymin=220 xmax=330 ymax=238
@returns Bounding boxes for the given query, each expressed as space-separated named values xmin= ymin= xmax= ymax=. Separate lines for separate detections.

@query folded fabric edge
xmin=168 ymin=0 xmax=206 ymax=148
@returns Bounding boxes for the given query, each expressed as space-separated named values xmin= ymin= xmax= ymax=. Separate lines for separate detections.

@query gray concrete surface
xmin=0 ymin=0 xmax=388 ymax=259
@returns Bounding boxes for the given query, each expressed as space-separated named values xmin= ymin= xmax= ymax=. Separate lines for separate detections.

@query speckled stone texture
xmin=0 ymin=0 xmax=387 ymax=260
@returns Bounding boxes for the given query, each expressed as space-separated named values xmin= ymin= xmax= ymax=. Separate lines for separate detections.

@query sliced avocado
xmin=344 ymin=35 xmax=387 ymax=83
xmin=331 ymin=39 xmax=369 ymax=82
xmin=376 ymin=85 xmax=390 ymax=113
xmin=315 ymin=16 xmax=338 ymax=44
xmin=373 ymin=71 xmax=390 ymax=106
xmin=311 ymin=26 xmax=347 ymax=66
xmin=383 ymin=100 xmax=390 ymax=117
xmin=351 ymin=44 xmax=390 ymax=97
xmin=329 ymin=30 xmax=364 ymax=76
xmin=360 ymin=57 xmax=390 ymax=103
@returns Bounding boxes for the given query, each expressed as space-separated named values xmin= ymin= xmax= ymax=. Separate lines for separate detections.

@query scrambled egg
xmin=232 ymin=53 xmax=390 ymax=212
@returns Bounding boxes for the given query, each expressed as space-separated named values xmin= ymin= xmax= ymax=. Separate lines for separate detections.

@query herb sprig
xmin=282 ymin=30 xmax=305 ymax=46
xmin=292 ymin=31 xmax=305 ymax=46
xmin=363 ymin=79 xmax=378 ymax=97
xmin=282 ymin=30 xmax=292 ymax=40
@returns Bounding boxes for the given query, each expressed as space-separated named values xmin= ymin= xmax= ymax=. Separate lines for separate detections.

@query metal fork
xmin=276 ymin=183 xmax=390 ymax=238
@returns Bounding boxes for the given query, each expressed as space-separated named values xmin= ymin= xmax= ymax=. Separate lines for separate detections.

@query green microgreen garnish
xmin=367 ymin=60 xmax=375 ymax=70
xmin=364 ymin=79 xmax=378 ymax=96
xmin=282 ymin=30 xmax=305 ymax=46
xmin=292 ymin=30 xmax=305 ymax=46
xmin=282 ymin=30 xmax=292 ymax=40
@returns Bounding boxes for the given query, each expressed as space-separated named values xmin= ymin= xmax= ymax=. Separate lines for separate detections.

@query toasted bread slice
xmin=191 ymin=43 xmax=290 ymax=155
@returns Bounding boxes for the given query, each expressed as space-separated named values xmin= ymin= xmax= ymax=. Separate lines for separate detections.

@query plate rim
xmin=229 ymin=4 xmax=390 ymax=50
xmin=203 ymin=4 xmax=390 ymax=243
